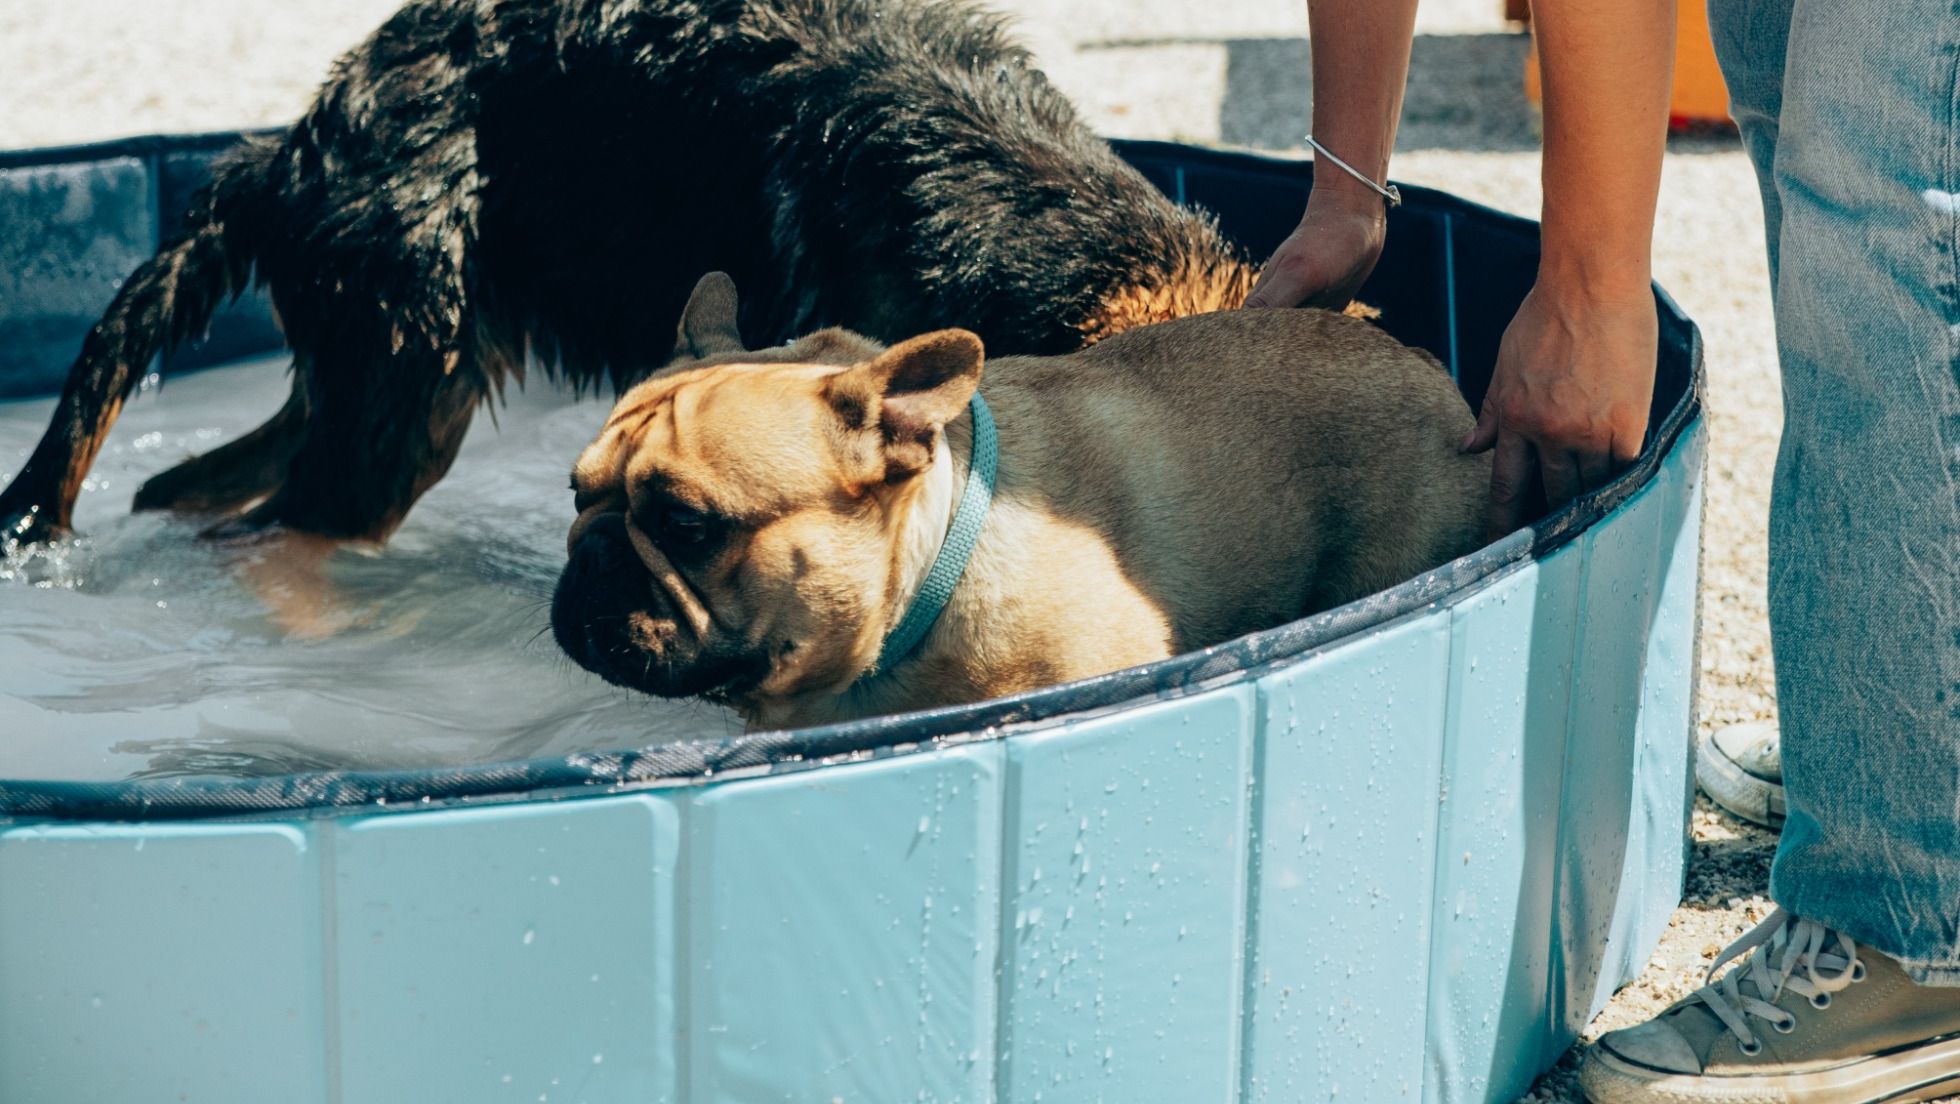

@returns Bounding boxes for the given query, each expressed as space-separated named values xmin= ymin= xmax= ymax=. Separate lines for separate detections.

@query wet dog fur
xmin=0 ymin=0 xmax=1259 ymax=548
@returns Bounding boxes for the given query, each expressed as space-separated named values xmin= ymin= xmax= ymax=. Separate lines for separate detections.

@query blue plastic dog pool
xmin=0 ymin=134 xmax=1703 ymax=1104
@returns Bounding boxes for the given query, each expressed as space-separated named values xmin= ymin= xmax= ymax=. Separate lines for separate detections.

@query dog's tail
xmin=0 ymin=136 xmax=280 ymax=543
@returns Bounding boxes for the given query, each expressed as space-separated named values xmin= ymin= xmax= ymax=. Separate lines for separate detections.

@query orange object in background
xmin=1519 ymin=0 xmax=1734 ymax=131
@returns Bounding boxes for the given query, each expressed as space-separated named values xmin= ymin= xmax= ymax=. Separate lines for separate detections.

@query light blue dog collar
xmin=867 ymin=392 xmax=998 ymax=678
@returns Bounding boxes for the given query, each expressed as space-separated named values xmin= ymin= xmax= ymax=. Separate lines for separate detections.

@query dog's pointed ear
xmin=826 ymin=329 xmax=984 ymax=480
xmin=671 ymin=272 xmax=746 ymax=360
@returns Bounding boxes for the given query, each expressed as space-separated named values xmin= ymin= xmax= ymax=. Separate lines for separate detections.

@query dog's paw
xmin=0 ymin=500 xmax=71 ymax=550
xmin=0 ymin=499 xmax=85 ymax=588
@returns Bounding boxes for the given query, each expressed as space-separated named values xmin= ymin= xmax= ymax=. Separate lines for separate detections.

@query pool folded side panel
xmin=997 ymin=689 xmax=1257 ymax=1102
xmin=0 ymin=822 xmax=325 ymax=1102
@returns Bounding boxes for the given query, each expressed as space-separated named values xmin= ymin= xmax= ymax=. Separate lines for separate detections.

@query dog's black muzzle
xmin=551 ymin=513 xmax=767 ymax=700
xmin=552 ymin=513 xmax=685 ymax=693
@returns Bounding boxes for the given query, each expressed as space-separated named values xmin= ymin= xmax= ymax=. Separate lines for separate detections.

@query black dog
xmin=0 ymin=0 xmax=1256 ymax=547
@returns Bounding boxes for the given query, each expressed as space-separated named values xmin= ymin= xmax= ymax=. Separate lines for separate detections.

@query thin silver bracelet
xmin=1303 ymin=134 xmax=1402 ymax=208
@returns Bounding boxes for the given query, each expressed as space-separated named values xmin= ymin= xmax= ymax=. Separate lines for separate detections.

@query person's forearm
xmin=1305 ymin=0 xmax=1419 ymax=207
xmin=1243 ymin=0 xmax=1416 ymax=308
xmin=1532 ymin=0 xmax=1675 ymax=298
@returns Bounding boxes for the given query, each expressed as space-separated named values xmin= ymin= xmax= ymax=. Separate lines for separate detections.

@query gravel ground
xmin=0 ymin=2 xmax=1788 ymax=1100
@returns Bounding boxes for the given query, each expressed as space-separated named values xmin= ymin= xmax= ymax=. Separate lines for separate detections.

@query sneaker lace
xmin=1692 ymin=908 xmax=1863 ymax=1050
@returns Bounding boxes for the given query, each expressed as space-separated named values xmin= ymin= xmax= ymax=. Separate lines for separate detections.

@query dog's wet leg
xmin=132 ymin=379 xmax=308 ymax=516
xmin=217 ymin=354 xmax=488 ymax=544
xmin=210 ymin=86 xmax=496 ymax=544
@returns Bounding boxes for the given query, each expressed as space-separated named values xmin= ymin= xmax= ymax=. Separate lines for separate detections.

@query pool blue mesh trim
xmin=0 ymin=134 xmax=1704 ymax=820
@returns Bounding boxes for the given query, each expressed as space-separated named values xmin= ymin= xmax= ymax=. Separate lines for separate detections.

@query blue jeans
xmin=1708 ymin=0 xmax=1960 ymax=982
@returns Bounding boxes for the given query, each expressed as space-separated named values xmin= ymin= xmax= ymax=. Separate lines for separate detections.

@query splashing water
xmin=0 ymin=356 xmax=739 ymax=782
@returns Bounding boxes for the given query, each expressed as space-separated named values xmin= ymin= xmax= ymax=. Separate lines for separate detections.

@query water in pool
xmin=0 ymin=357 xmax=739 ymax=783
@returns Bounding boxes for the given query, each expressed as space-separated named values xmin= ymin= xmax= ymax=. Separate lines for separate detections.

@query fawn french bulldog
xmin=553 ymin=274 xmax=1488 ymax=729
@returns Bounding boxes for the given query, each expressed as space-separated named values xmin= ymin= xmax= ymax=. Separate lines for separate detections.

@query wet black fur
xmin=0 ymin=0 xmax=1248 ymax=543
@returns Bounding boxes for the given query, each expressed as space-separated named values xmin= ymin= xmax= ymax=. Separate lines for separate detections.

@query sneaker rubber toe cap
xmin=1709 ymin=721 xmax=1781 ymax=782
xmin=1597 ymin=1018 xmax=1704 ymax=1076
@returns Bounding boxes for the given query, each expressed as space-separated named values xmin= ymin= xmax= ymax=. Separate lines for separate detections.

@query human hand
xmin=1243 ymin=184 xmax=1387 ymax=310
xmin=1463 ymin=276 xmax=1658 ymax=540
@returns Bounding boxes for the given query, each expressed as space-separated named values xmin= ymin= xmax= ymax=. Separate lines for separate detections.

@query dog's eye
xmin=655 ymin=503 xmax=716 ymax=550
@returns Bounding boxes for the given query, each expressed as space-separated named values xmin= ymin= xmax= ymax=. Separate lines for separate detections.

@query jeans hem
xmin=1775 ymin=879 xmax=1960 ymax=987
xmin=1903 ymin=962 xmax=1960 ymax=988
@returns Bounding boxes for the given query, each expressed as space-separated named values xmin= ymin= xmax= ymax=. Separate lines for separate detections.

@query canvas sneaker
xmin=1581 ymin=910 xmax=1960 ymax=1103
xmin=1698 ymin=720 xmax=1786 ymax=829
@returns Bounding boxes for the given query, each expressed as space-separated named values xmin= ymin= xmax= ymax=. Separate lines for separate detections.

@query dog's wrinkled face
xmin=551 ymin=273 xmax=984 ymax=707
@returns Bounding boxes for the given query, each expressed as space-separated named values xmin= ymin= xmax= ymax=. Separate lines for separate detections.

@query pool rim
xmin=0 ymin=135 xmax=1705 ymax=821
